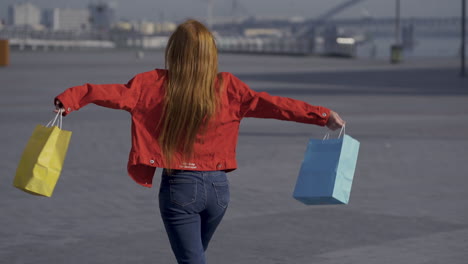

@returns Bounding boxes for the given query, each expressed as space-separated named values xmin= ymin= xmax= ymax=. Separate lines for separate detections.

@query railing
xmin=8 ymin=38 xmax=115 ymax=50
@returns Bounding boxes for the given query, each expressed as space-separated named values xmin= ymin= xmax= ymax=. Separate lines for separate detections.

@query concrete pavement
xmin=0 ymin=50 xmax=467 ymax=263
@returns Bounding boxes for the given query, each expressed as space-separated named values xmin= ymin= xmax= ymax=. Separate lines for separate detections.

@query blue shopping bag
xmin=293 ymin=127 xmax=360 ymax=205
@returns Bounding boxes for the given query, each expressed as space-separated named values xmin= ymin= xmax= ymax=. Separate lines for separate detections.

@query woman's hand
xmin=326 ymin=110 xmax=345 ymax=131
xmin=53 ymin=100 xmax=64 ymax=114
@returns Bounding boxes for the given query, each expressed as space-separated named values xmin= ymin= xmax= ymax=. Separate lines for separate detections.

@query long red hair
xmin=158 ymin=19 xmax=221 ymax=167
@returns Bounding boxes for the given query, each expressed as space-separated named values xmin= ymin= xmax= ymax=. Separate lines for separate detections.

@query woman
xmin=54 ymin=19 xmax=345 ymax=264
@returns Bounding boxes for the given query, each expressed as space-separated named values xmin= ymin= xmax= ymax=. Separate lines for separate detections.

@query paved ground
xmin=0 ymin=50 xmax=467 ymax=264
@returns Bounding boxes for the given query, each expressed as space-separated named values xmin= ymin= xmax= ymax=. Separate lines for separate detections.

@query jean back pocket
xmin=169 ymin=179 xmax=197 ymax=207
xmin=212 ymin=181 xmax=230 ymax=209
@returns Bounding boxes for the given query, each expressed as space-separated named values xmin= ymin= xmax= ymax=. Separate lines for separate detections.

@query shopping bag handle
xmin=323 ymin=124 xmax=346 ymax=140
xmin=46 ymin=109 xmax=64 ymax=129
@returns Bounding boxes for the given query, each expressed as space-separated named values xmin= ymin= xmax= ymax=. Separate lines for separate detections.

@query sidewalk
xmin=1 ymin=51 xmax=467 ymax=263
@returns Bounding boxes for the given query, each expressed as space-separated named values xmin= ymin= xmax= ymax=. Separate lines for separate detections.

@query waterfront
xmin=0 ymin=50 xmax=467 ymax=263
xmin=4 ymin=34 xmax=465 ymax=60
xmin=358 ymin=36 xmax=464 ymax=59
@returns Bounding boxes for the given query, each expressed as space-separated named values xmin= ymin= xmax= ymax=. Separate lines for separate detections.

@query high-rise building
xmin=88 ymin=2 xmax=116 ymax=31
xmin=8 ymin=2 xmax=41 ymax=27
xmin=43 ymin=8 xmax=91 ymax=31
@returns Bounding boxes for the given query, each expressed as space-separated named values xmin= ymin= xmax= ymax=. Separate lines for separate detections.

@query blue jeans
xmin=159 ymin=169 xmax=230 ymax=264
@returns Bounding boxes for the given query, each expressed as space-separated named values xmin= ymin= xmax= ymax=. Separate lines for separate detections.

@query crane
xmin=295 ymin=0 xmax=367 ymax=38
xmin=315 ymin=0 xmax=366 ymax=24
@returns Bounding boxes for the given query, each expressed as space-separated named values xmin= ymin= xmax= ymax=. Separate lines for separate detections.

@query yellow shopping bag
xmin=13 ymin=110 xmax=72 ymax=197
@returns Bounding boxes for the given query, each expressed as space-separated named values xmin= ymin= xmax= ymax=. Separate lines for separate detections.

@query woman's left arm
xmin=54 ymin=74 xmax=141 ymax=116
xmin=233 ymin=74 xmax=331 ymax=126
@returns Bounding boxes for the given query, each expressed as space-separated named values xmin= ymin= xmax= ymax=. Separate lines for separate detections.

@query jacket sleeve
xmin=232 ymin=74 xmax=331 ymax=126
xmin=54 ymin=74 xmax=141 ymax=116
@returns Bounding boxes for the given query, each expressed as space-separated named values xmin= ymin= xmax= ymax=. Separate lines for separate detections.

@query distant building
xmin=88 ymin=2 xmax=116 ymax=31
xmin=155 ymin=22 xmax=176 ymax=34
xmin=114 ymin=20 xmax=176 ymax=35
xmin=115 ymin=21 xmax=132 ymax=31
xmin=141 ymin=22 xmax=158 ymax=35
xmin=244 ymin=28 xmax=285 ymax=38
xmin=43 ymin=8 xmax=91 ymax=31
xmin=132 ymin=21 xmax=176 ymax=35
xmin=7 ymin=2 xmax=41 ymax=27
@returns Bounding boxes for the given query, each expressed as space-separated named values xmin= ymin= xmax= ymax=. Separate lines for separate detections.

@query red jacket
xmin=55 ymin=69 xmax=331 ymax=187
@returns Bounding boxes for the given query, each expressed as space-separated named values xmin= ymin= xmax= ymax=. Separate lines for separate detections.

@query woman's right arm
xmin=53 ymin=74 xmax=142 ymax=116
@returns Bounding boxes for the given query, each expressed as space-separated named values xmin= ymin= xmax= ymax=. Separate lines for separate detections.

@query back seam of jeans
xmin=203 ymin=174 xmax=208 ymax=210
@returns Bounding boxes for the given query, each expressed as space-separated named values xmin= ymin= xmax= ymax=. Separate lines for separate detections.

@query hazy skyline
xmin=1 ymin=0 xmax=464 ymax=23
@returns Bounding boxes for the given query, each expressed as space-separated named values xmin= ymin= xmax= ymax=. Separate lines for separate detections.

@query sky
xmin=0 ymin=0 xmax=463 ymax=22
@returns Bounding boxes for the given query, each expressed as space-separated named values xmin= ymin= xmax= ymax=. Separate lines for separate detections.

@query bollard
xmin=390 ymin=44 xmax=403 ymax=64
xmin=0 ymin=39 xmax=9 ymax=67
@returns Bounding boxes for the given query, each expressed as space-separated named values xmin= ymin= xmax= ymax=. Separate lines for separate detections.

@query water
xmin=357 ymin=36 xmax=463 ymax=59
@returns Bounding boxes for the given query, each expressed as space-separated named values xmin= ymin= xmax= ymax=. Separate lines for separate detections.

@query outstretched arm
xmin=233 ymin=74 xmax=345 ymax=129
xmin=53 ymin=75 xmax=141 ymax=116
